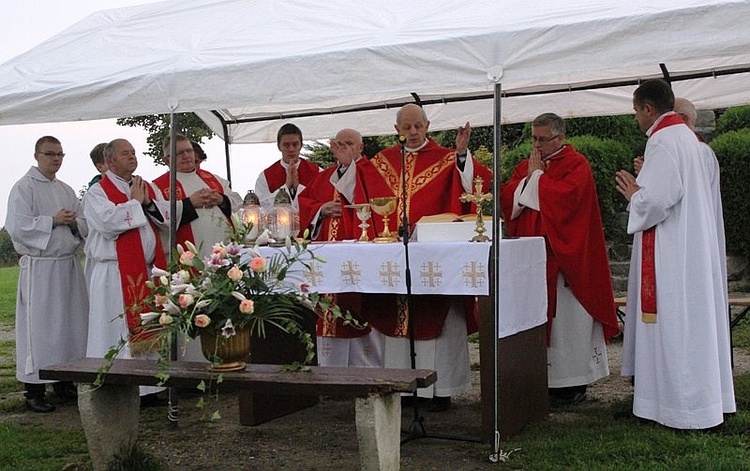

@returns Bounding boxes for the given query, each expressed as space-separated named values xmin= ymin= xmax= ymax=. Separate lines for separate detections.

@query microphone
xmin=398 ymin=135 xmax=406 ymax=147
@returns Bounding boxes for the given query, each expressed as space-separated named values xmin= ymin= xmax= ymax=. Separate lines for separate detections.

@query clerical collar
xmin=543 ymin=145 xmax=566 ymax=161
xmin=280 ymin=159 xmax=300 ymax=169
xmin=404 ymin=139 xmax=428 ymax=153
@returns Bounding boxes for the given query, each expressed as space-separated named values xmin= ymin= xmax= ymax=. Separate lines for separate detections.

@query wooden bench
xmin=40 ymin=358 xmax=436 ymax=471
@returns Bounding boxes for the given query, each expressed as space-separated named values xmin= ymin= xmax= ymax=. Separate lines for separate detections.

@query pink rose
xmin=159 ymin=313 xmax=173 ymax=325
xmin=227 ymin=265 xmax=243 ymax=282
xmin=194 ymin=314 xmax=211 ymax=328
xmin=179 ymin=251 xmax=195 ymax=266
xmin=178 ymin=293 xmax=194 ymax=309
xmin=249 ymin=257 xmax=267 ymax=273
xmin=154 ymin=294 xmax=169 ymax=305
xmin=239 ymin=299 xmax=255 ymax=314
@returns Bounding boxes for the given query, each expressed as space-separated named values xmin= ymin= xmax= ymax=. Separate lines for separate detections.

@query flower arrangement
xmin=97 ymin=219 xmax=358 ymax=387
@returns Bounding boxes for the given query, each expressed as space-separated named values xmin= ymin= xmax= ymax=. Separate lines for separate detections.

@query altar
xmin=257 ymin=237 xmax=548 ymax=440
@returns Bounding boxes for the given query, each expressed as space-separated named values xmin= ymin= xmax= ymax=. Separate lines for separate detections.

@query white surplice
xmin=621 ymin=115 xmax=735 ymax=429
xmin=5 ymin=167 xmax=89 ymax=384
xmin=83 ymin=171 xmax=171 ymax=394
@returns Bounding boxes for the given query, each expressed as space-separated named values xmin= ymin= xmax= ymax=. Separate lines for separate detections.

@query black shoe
xmin=52 ymin=382 xmax=78 ymax=401
xmin=427 ymin=396 xmax=451 ymax=412
xmin=140 ymin=392 xmax=169 ymax=408
xmin=26 ymin=397 xmax=55 ymax=413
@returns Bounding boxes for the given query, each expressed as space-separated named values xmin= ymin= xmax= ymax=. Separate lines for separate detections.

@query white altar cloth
xmin=258 ymin=237 xmax=546 ymax=339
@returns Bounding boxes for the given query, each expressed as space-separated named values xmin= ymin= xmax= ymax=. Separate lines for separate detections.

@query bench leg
xmin=77 ymin=384 xmax=140 ymax=471
xmin=355 ymin=393 xmax=401 ymax=471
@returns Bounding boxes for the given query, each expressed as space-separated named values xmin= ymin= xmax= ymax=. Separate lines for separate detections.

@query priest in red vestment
xmin=361 ymin=103 xmax=493 ymax=411
xmin=254 ymin=123 xmax=321 ymax=213
xmin=500 ymin=112 xmax=618 ymax=407
xmin=297 ymin=129 xmax=381 ymax=367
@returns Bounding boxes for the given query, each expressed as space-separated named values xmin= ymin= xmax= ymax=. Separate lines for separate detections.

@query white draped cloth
xmin=621 ymin=115 xmax=735 ymax=429
xmin=83 ymin=171 xmax=171 ymax=395
xmin=5 ymin=166 xmax=89 ymax=384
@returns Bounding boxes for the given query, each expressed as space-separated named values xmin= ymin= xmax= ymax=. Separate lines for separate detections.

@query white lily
xmin=140 ymin=312 xmax=160 ymax=324
xmin=231 ymin=291 xmax=247 ymax=301
xmin=152 ymin=267 xmax=170 ymax=277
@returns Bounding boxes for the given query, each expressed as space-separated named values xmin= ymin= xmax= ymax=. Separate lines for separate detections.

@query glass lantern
xmin=266 ymin=190 xmax=300 ymax=245
xmin=238 ymin=190 xmax=263 ymax=243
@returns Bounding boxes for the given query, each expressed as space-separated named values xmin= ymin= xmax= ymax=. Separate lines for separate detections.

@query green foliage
xmin=304 ymin=136 xmax=391 ymax=169
xmin=565 ymin=114 xmax=645 ymax=157
xmin=107 ymin=444 xmax=165 ymax=471
xmin=710 ymin=129 xmax=750 ymax=256
xmin=500 ymin=136 xmax=632 ymax=244
xmin=116 ymin=113 xmax=213 ymax=166
xmin=0 ymin=229 xmax=19 ymax=267
xmin=717 ymin=105 xmax=750 ymax=134
xmin=0 ymin=266 xmax=18 ymax=325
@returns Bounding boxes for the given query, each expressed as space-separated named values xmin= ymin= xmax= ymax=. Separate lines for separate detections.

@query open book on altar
xmin=413 ymin=213 xmax=498 ymax=242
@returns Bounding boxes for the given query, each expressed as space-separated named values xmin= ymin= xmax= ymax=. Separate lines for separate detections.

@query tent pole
xmin=489 ymin=81 xmax=503 ymax=462
xmin=221 ymin=119 xmax=232 ymax=184
xmin=168 ymin=113 xmax=180 ymax=428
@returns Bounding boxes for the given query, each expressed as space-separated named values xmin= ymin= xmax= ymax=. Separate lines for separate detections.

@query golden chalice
xmin=345 ymin=203 xmax=372 ymax=242
xmin=369 ymin=197 xmax=398 ymax=243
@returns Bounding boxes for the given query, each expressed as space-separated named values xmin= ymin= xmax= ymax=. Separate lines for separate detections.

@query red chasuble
xmin=262 ymin=158 xmax=321 ymax=193
xmin=298 ymin=161 xmax=373 ymax=338
xmin=99 ymin=175 xmax=167 ymax=352
xmin=153 ymin=169 xmax=229 ymax=248
xmin=360 ymin=139 xmax=493 ymax=340
xmin=499 ymin=143 xmax=619 ymax=343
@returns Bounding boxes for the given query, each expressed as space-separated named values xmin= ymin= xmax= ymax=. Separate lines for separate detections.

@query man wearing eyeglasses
xmin=500 ymin=113 xmax=619 ymax=407
xmin=5 ymin=136 xmax=89 ymax=412
xmin=153 ymin=134 xmax=242 ymax=259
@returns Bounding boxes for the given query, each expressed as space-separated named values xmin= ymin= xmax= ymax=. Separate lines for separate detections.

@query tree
xmin=116 ymin=113 xmax=214 ymax=167
xmin=0 ymin=228 xmax=19 ymax=267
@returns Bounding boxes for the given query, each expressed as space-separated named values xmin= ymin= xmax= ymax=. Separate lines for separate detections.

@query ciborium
xmin=369 ymin=197 xmax=398 ymax=243
xmin=345 ymin=203 xmax=372 ymax=242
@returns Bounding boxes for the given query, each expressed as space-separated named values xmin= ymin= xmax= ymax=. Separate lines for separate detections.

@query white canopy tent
xmin=3 ymin=0 xmax=750 ymax=454
xmin=1 ymin=0 xmax=749 ymax=143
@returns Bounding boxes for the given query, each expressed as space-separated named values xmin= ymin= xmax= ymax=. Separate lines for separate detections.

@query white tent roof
xmin=1 ymin=0 xmax=749 ymax=143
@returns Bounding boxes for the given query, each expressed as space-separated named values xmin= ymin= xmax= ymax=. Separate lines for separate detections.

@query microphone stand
xmin=397 ymin=137 xmax=426 ymax=441
xmin=398 ymin=136 xmax=481 ymax=446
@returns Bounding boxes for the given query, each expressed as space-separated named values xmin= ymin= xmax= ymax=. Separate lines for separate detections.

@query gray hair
xmin=532 ymin=113 xmax=566 ymax=136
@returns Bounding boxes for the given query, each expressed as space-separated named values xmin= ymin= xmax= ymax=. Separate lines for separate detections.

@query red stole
xmin=99 ymin=175 xmax=167 ymax=351
xmin=640 ymin=112 xmax=687 ymax=323
xmin=153 ymin=169 xmax=228 ymax=247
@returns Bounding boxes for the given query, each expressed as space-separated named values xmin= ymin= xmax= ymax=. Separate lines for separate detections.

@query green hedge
xmin=717 ymin=105 xmax=750 ymax=134
xmin=710 ymin=129 xmax=750 ymax=256
xmin=500 ymin=135 xmax=632 ymax=244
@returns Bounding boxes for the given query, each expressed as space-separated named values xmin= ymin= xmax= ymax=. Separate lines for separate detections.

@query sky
xmin=0 ymin=0 xmax=280 ymax=225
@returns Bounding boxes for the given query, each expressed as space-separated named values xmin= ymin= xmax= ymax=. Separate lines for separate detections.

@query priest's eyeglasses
xmin=36 ymin=151 xmax=65 ymax=158
xmin=531 ymin=135 xmax=560 ymax=144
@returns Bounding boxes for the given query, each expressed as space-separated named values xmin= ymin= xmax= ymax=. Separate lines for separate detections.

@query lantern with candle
xmin=238 ymin=190 xmax=264 ymax=243
xmin=266 ymin=190 xmax=300 ymax=245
